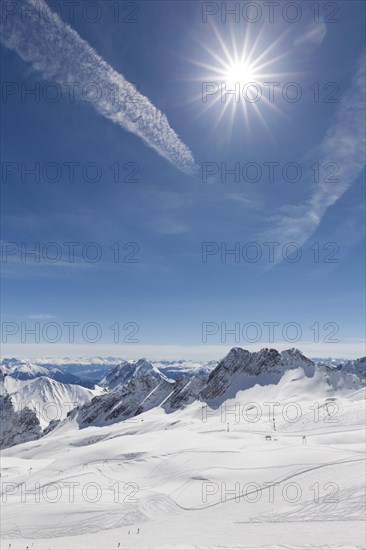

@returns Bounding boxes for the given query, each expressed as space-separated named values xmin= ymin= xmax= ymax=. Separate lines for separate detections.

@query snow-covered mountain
xmin=76 ymin=370 xmax=175 ymax=427
xmin=336 ymin=357 xmax=366 ymax=380
xmin=99 ymin=358 xmax=171 ymax=389
xmin=0 ymin=370 xmax=42 ymax=449
xmin=200 ymin=347 xmax=363 ymax=407
xmin=34 ymin=358 xmax=119 ymax=385
xmin=2 ymin=349 xmax=365 ymax=549
xmin=75 ymin=360 xmax=205 ymax=427
xmin=1 ymin=357 xmax=216 ymax=386
xmin=70 ymin=348 xmax=364 ymax=428
xmin=1 ymin=358 xmax=84 ymax=385
xmin=1 ymin=348 xmax=364 ymax=446
xmin=152 ymin=359 xmax=217 ymax=379
xmin=58 ymin=357 xmax=215 ymax=385
xmin=1 ymin=347 xmax=365 ymax=548
xmin=4 ymin=375 xmax=103 ymax=429
xmin=200 ymin=347 xmax=313 ymax=404
xmin=312 ymin=356 xmax=366 ymax=380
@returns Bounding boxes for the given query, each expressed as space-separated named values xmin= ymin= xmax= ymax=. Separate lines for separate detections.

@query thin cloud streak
xmin=0 ymin=0 xmax=196 ymax=174
xmin=265 ymin=53 xmax=365 ymax=254
xmin=28 ymin=313 xmax=56 ymax=320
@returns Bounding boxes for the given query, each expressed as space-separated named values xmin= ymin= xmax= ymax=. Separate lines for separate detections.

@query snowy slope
xmin=4 ymin=375 xmax=103 ymax=429
xmin=1 ymin=347 xmax=365 ymax=549
xmin=1 ymin=379 xmax=365 ymax=549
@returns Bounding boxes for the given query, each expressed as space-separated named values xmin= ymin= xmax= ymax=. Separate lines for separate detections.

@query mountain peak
xmin=100 ymin=358 xmax=169 ymax=390
xmin=220 ymin=347 xmax=251 ymax=368
xmin=200 ymin=347 xmax=316 ymax=405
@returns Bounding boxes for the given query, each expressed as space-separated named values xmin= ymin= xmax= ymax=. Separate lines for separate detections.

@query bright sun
xmin=189 ymin=23 xmax=295 ymax=135
xmin=223 ymin=62 xmax=256 ymax=86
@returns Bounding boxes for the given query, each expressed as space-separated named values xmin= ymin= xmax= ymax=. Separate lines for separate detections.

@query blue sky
xmin=1 ymin=0 xmax=365 ymax=359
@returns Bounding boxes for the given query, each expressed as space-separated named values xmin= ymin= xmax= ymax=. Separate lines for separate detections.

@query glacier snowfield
xmin=1 ymin=388 xmax=365 ymax=549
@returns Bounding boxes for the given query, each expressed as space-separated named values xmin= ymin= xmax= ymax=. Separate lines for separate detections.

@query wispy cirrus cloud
xmin=264 ymin=53 xmax=365 ymax=254
xmin=153 ymin=217 xmax=190 ymax=235
xmin=28 ymin=313 xmax=56 ymax=320
xmin=0 ymin=0 xmax=196 ymax=174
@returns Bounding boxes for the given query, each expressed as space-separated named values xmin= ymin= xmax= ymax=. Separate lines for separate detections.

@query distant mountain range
xmin=1 ymin=348 xmax=364 ymax=449
xmin=1 ymin=358 xmax=86 ymax=385
xmin=1 ymin=357 xmax=217 ymax=386
xmin=2 ymin=354 xmax=364 ymax=387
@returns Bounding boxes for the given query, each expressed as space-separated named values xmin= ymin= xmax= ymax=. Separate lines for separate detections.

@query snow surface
xmin=1 ymin=351 xmax=365 ymax=549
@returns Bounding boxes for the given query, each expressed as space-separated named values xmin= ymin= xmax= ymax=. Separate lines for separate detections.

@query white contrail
xmin=0 ymin=0 xmax=197 ymax=174
xmin=264 ymin=53 xmax=365 ymax=257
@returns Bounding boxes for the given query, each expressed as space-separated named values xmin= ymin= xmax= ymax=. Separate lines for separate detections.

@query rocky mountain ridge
xmin=1 ymin=348 xmax=364 ymax=447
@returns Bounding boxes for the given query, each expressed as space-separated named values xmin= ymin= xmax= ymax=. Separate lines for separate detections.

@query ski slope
xmin=1 ymin=380 xmax=365 ymax=549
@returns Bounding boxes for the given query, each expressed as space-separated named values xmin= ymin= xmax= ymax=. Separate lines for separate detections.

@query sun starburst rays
xmin=187 ymin=23 xmax=298 ymax=139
